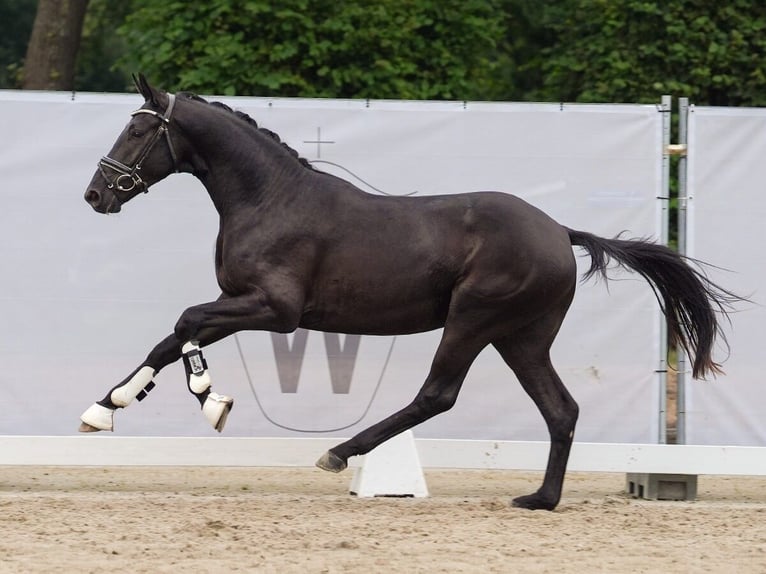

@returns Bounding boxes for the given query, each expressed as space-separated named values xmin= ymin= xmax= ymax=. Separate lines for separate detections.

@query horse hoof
xmin=79 ymin=402 xmax=115 ymax=432
xmin=315 ymin=451 xmax=347 ymax=473
xmin=511 ymin=493 xmax=558 ymax=511
xmin=202 ymin=392 xmax=233 ymax=432
xmin=78 ymin=422 xmax=102 ymax=433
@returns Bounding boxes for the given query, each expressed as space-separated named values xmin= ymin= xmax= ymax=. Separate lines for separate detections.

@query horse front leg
xmin=81 ymin=289 xmax=301 ymax=433
xmin=79 ymin=328 xmax=234 ymax=433
xmin=167 ymin=292 xmax=301 ymax=430
xmin=179 ymin=339 xmax=235 ymax=431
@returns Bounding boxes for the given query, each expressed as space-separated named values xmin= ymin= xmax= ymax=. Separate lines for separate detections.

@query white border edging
xmin=0 ymin=437 xmax=765 ymax=476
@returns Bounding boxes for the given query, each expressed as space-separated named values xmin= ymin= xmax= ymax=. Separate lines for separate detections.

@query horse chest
xmin=214 ymin=236 xmax=308 ymax=299
xmin=214 ymin=246 xmax=263 ymax=296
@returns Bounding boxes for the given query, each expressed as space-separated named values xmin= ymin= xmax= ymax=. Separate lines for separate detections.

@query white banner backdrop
xmin=0 ymin=91 xmax=664 ymax=441
xmin=685 ymin=106 xmax=766 ymax=446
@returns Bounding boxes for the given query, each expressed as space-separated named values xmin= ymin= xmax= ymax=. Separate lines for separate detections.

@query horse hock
xmin=181 ymin=341 xmax=234 ymax=432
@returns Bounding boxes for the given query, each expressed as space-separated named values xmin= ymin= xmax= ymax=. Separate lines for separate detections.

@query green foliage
xmin=118 ymin=0 xmax=508 ymax=99
xmin=0 ymin=0 xmax=37 ymax=88
xmin=76 ymin=0 xmax=134 ymax=92
xmin=496 ymin=0 xmax=560 ymax=101
xmin=7 ymin=0 xmax=766 ymax=106
xmin=534 ymin=0 xmax=766 ymax=106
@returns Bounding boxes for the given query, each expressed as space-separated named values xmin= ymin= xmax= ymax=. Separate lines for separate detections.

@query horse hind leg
xmin=493 ymin=332 xmax=579 ymax=511
xmin=317 ymin=325 xmax=486 ymax=472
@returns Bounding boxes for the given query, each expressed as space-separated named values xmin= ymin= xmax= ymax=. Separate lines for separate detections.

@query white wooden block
xmin=349 ymin=430 xmax=428 ymax=497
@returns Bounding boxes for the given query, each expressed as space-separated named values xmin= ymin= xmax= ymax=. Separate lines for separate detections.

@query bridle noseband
xmin=98 ymin=93 xmax=180 ymax=194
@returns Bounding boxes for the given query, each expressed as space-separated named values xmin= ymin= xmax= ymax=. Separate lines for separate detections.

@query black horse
xmin=80 ymin=75 xmax=737 ymax=510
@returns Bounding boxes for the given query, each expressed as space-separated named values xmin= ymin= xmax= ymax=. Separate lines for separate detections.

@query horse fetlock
xmin=110 ymin=366 xmax=157 ymax=407
xmin=79 ymin=402 xmax=115 ymax=432
xmin=188 ymin=371 xmax=212 ymax=394
xmin=182 ymin=341 xmax=211 ymax=394
xmin=202 ymin=392 xmax=234 ymax=432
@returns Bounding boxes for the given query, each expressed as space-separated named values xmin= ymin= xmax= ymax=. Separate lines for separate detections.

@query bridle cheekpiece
xmin=98 ymin=93 xmax=179 ymax=194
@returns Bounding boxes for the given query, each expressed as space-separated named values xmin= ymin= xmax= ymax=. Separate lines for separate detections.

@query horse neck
xmin=176 ymin=101 xmax=309 ymax=217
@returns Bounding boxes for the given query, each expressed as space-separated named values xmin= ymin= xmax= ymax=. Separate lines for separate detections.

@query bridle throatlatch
xmin=98 ymin=93 xmax=180 ymax=194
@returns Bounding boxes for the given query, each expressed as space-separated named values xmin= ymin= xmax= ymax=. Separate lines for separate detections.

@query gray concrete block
xmin=626 ymin=473 xmax=698 ymax=501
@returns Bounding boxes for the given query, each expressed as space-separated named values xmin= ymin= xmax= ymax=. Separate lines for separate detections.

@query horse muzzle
xmin=84 ymin=187 xmax=122 ymax=214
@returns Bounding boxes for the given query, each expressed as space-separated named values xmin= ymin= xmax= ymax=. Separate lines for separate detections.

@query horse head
xmin=84 ymin=74 xmax=180 ymax=213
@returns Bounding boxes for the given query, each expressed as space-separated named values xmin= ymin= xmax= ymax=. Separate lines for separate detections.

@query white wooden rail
xmin=0 ymin=436 xmax=764 ymax=476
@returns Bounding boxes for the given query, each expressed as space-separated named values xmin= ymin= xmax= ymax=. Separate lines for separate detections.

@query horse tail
xmin=566 ymin=227 xmax=739 ymax=379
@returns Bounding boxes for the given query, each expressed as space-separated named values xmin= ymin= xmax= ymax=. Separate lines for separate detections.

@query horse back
xmin=298 ymin=189 xmax=575 ymax=335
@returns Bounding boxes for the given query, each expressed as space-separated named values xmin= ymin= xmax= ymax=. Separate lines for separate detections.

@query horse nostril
xmin=84 ymin=189 xmax=101 ymax=205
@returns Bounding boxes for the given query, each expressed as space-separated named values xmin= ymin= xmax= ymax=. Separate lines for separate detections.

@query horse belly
xmin=301 ymin=276 xmax=451 ymax=336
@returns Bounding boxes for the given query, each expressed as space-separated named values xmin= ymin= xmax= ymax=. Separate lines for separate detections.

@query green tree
xmin=118 ymin=0 xmax=508 ymax=99
xmin=0 ymin=0 xmax=37 ymax=88
xmin=22 ymin=0 xmax=90 ymax=90
xmin=496 ymin=0 xmax=562 ymax=101
xmin=535 ymin=0 xmax=766 ymax=106
xmin=76 ymin=0 xmax=134 ymax=92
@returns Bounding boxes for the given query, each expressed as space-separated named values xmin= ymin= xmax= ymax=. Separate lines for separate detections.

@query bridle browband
xmin=98 ymin=93 xmax=179 ymax=194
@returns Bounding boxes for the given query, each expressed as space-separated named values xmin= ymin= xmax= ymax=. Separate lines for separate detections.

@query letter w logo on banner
xmin=270 ymin=329 xmax=308 ymax=393
xmin=323 ymin=332 xmax=361 ymax=394
xmin=270 ymin=329 xmax=361 ymax=394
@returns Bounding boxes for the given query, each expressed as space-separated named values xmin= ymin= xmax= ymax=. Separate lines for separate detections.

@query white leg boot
xmin=182 ymin=341 xmax=234 ymax=432
xmin=79 ymin=366 xmax=157 ymax=432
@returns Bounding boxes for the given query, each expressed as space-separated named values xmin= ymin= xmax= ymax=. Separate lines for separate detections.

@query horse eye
xmin=130 ymin=129 xmax=143 ymax=138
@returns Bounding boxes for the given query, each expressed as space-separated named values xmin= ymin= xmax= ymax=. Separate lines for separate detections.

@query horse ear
xmin=133 ymin=73 xmax=160 ymax=106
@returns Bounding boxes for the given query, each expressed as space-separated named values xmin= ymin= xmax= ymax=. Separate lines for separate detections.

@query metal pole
xmin=658 ymin=95 xmax=672 ymax=444
xmin=676 ymin=97 xmax=690 ymax=445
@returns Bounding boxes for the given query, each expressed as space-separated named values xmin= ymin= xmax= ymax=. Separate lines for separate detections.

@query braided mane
xmin=177 ymin=92 xmax=314 ymax=170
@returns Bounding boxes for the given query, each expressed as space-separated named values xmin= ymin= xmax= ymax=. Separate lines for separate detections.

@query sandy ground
xmin=0 ymin=467 xmax=764 ymax=574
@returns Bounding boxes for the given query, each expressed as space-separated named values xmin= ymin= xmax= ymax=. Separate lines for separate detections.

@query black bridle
xmin=98 ymin=93 xmax=179 ymax=194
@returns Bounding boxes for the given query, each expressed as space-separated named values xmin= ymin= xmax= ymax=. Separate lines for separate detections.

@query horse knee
xmin=174 ymin=309 xmax=202 ymax=342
